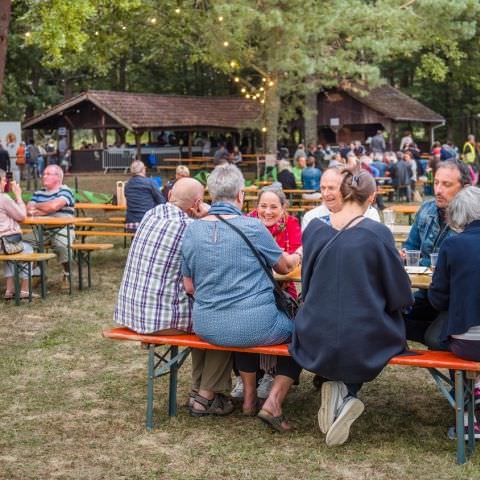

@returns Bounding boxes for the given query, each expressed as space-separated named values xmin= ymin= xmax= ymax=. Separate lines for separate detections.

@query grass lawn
xmin=0 ymin=174 xmax=478 ymax=479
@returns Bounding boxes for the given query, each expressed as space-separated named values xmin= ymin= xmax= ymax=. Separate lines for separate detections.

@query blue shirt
xmin=31 ymin=185 xmax=75 ymax=216
xmin=182 ymin=216 xmax=292 ymax=347
xmin=302 ymin=167 xmax=321 ymax=190
xmin=125 ymin=175 xmax=165 ymax=224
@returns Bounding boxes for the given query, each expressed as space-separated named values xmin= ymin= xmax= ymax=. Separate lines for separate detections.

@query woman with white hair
xmin=182 ymin=164 xmax=302 ymax=431
xmin=428 ymin=186 xmax=480 ymax=438
xmin=429 ymin=186 xmax=480 ymax=361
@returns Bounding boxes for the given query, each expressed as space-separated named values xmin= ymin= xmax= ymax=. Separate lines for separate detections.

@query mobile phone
xmin=4 ymin=171 xmax=13 ymax=193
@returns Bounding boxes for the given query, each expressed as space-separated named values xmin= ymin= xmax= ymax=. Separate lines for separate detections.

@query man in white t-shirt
xmin=302 ymin=167 xmax=380 ymax=230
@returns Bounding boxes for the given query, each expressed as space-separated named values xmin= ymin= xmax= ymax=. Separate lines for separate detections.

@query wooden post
xmin=187 ymin=131 xmax=192 ymax=158
xmin=134 ymin=131 xmax=142 ymax=160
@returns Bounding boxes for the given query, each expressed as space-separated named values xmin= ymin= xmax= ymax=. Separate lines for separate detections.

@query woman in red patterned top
xmin=249 ymin=186 xmax=302 ymax=299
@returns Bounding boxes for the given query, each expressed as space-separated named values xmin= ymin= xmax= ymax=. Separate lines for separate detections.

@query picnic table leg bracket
xmin=145 ymin=344 xmax=192 ymax=430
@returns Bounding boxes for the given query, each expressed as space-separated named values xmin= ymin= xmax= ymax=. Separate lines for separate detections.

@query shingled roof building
xmin=316 ymin=84 xmax=445 ymax=147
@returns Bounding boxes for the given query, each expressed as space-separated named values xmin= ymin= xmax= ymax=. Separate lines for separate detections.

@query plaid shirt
xmin=114 ymin=203 xmax=193 ymax=333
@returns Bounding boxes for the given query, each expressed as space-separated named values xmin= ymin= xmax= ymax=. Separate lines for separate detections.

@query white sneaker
xmin=230 ymin=376 xmax=244 ymax=399
xmin=318 ymin=381 xmax=348 ymax=434
xmin=257 ymin=374 xmax=274 ymax=399
xmin=325 ymin=397 xmax=365 ymax=446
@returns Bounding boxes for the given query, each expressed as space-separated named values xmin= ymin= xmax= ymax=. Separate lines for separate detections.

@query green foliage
xmin=4 ymin=0 xmax=480 ymax=146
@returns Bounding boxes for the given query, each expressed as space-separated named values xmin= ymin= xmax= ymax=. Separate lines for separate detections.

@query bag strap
xmin=214 ymin=214 xmax=284 ymax=296
xmin=310 ymin=215 xmax=365 ymax=271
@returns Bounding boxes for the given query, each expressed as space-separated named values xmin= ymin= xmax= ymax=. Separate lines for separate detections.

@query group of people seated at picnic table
xmin=0 ymin=164 xmax=76 ymax=298
xmin=114 ymin=156 xmax=480 ymax=444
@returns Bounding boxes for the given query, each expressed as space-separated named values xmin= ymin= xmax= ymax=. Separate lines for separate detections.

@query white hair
xmin=207 ymin=164 xmax=244 ymax=202
xmin=44 ymin=164 xmax=64 ymax=181
xmin=447 ymin=186 xmax=480 ymax=231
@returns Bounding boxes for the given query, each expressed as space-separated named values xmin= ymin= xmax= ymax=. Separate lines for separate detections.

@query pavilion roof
xmin=23 ymin=90 xmax=262 ymax=130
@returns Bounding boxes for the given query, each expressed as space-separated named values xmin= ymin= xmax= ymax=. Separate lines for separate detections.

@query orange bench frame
xmin=103 ymin=327 xmax=480 ymax=464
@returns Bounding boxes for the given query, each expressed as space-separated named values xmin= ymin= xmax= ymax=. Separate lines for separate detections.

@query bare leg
xmin=261 ymin=375 xmax=294 ymax=430
xmin=240 ymin=371 xmax=257 ymax=411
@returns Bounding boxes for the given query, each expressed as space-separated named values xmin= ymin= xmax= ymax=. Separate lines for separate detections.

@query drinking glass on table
xmin=430 ymin=253 xmax=439 ymax=271
xmin=383 ymin=209 xmax=395 ymax=227
xmin=405 ymin=250 xmax=421 ymax=267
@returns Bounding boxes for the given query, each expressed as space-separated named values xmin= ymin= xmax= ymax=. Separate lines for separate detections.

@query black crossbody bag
xmin=214 ymin=214 xmax=299 ymax=318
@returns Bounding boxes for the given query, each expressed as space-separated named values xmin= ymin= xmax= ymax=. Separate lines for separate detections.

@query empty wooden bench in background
xmin=103 ymin=327 xmax=480 ymax=464
xmin=71 ymin=243 xmax=114 ymax=290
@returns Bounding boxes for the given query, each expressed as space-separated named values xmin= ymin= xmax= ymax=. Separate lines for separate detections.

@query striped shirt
xmin=31 ymin=185 xmax=75 ymax=216
xmin=114 ymin=203 xmax=193 ymax=333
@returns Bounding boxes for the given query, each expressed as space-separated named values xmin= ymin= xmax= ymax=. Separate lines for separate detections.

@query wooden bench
xmin=76 ymin=222 xmax=126 ymax=229
xmin=71 ymin=243 xmax=114 ymax=289
xmin=108 ymin=216 xmax=126 ymax=222
xmin=75 ymin=230 xmax=134 ymax=239
xmin=0 ymin=252 xmax=56 ymax=305
xmin=103 ymin=327 xmax=480 ymax=464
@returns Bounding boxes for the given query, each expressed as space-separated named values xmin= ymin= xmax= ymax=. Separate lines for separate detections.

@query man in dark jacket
xmin=125 ymin=160 xmax=165 ymax=232
xmin=390 ymin=154 xmax=413 ymax=201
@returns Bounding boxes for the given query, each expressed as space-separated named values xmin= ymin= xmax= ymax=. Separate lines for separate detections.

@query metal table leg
xmin=455 ymin=371 xmax=466 ymax=464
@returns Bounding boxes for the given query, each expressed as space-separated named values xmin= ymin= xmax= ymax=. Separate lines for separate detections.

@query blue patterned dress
xmin=181 ymin=216 xmax=292 ymax=347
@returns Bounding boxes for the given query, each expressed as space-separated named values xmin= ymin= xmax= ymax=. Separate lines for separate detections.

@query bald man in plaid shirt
xmin=114 ymin=177 xmax=206 ymax=334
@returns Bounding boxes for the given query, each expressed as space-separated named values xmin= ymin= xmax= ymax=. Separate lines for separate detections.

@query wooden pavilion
xmin=23 ymin=90 xmax=262 ymax=171
xmin=315 ymin=85 xmax=445 ymax=148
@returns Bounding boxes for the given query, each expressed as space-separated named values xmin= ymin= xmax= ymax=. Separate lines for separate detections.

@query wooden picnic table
xmin=22 ymin=216 xmax=93 ymax=295
xmin=389 ymin=204 xmax=420 ymax=224
xmin=274 ymin=264 xmax=432 ymax=288
xmin=389 ymin=204 xmax=420 ymax=214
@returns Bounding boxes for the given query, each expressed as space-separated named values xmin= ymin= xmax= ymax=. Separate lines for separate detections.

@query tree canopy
xmin=3 ymin=0 xmax=480 ymax=147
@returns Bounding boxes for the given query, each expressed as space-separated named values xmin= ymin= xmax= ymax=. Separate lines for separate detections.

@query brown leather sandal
xmin=189 ymin=393 xmax=234 ymax=417
xmin=257 ymin=408 xmax=291 ymax=433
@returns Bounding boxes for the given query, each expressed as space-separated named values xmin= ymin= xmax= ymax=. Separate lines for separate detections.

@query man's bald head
xmin=169 ymin=177 xmax=204 ymax=211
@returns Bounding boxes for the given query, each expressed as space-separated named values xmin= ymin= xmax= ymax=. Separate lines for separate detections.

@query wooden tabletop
xmin=274 ymin=265 xmax=432 ymax=288
xmin=22 ymin=216 xmax=93 ymax=226
xmin=75 ymin=202 xmax=127 ymax=211
xmin=0 ymin=252 xmax=56 ymax=261
xmin=389 ymin=204 xmax=420 ymax=214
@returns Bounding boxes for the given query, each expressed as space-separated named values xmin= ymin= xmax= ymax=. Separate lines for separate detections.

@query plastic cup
xmin=430 ymin=253 xmax=439 ymax=270
xmin=406 ymin=250 xmax=421 ymax=267
xmin=383 ymin=209 xmax=395 ymax=226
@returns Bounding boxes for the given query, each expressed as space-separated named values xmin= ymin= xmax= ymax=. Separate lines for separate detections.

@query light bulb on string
xmin=223 ymin=41 xmax=229 ymax=47
xmin=259 ymin=87 xmax=264 ymax=92
xmin=262 ymin=78 xmax=267 ymax=83
xmin=150 ymin=17 xmax=157 ymax=24
xmin=234 ymin=77 xmax=240 ymax=83
xmin=175 ymin=8 xmax=181 ymax=14
xmin=241 ymin=87 xmax=246 ymax=93
xmin=245 ymin=94 xmax=250 ymax=99
xmin=218 ymin=16 xmax=224 ymax=22
xmin=230 ymin=60 xmax=237 ymax=68
xmin=261 ymin=127 xmax=267 ymax=133
xmin=268 ymin=80 xmax=274 ymax=87
xmin=25 ymin=31 xmax=31 ymax=38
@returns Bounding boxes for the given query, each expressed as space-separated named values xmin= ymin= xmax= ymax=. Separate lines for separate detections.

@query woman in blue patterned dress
xmin=182 ymin=164 xmax=302 ymax=431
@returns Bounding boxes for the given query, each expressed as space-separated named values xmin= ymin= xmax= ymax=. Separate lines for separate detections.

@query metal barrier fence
xmin=102 ymin=150 xmax=134 ymax=173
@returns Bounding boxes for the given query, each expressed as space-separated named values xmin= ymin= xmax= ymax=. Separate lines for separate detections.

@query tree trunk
xmin=0 ymin=0 xmax=11 ymax=98
xmin=264 ymin=82 xmax=280 ymax=154
xmin=118 ymin=57 xmax=127 ymax=91
xmin=304 ymin=89 xmax=318 ymax=147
